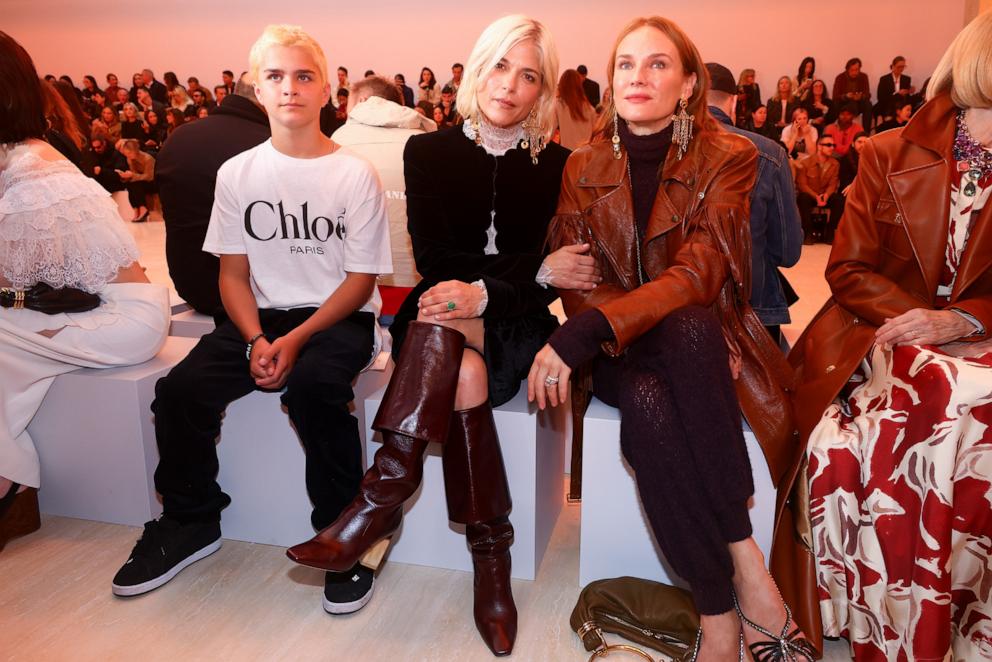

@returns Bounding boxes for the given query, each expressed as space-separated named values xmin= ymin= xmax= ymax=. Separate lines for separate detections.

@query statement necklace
xmin=463 ymin=116 xmax=525 ymax=157
xmin=953 ymin=110 xmax=992 ymax=197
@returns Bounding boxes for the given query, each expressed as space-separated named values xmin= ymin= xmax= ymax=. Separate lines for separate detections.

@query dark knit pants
xmin=592 ymin=306 xmax=755 ymax=615
xmin=152 ymin=308 xmax=374 ymax=531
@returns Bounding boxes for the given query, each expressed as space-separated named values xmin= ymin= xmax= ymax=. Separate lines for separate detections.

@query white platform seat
xmin=363 ymin=384 xmax=567 ymax=581
xmin=30 ymin=336 xmax=199 ymax=526
xmin=215 ymin=359 xmax=393 ymax=546
xmin=578 ymin=397 xmax=776 ymax=587
xmin=169 ymin=309 xmax=216 ymax=339
xmin=30 ymin=338 xmax=394 ymax=542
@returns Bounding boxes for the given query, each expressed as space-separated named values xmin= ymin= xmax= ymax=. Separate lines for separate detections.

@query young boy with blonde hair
xmin=112 ymin=25 xmax=391 ymax=614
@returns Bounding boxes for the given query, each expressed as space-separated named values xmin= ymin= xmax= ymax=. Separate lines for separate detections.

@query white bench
xmin=578 ymin=397 xmax=776 ymax=587
xmin=215 ymin=360 xmax=393 ymax=546
xmin=169 ymin=309 xmax=216 ymax=339
xmin=30 ymin=336 xmax=394 ymax=542
xmin=29 ymin=335 xmax=199 ymax=525
xmin=362 ymin=384 xmax=567 ymax=581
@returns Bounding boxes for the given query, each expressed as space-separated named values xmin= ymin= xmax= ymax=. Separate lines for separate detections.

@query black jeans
xmin=592 ymin=306 xmax=755 ymax=615
xmin=797 ymin=191 xmax=845 ymax=242
xmin=152 ymin=308 xmax=374 ymax=531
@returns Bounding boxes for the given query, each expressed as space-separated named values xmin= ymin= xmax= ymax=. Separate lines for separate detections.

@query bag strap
xmin=577 ymin=621 xmax=657 ymax=662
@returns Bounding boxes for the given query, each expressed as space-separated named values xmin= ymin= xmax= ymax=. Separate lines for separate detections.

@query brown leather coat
xmin=548 ymin=121 xmax=800 ymax=494
xmin=773 ymin=94 xmax=992 ymax=652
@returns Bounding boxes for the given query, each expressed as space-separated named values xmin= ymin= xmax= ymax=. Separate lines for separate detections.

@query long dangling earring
xmin=672 ymin=96 xmax=694 ymax=160
xmin=612 ymin=110 xmax=622 ymax=160
xmin=520 ymin=107 xmax=544 ymax=165
xmin=471 ymin=115 xmax=482 ymax=146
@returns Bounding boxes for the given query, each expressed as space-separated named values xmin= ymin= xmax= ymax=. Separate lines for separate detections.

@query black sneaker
xmin=111 ymin=517 xmax=222 ymax=597
xmin=322 ymin=564 xmax=375 ymax=614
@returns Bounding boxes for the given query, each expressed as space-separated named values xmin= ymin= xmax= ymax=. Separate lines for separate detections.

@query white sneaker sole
xmin=111 ymin=538 xmax=223 ymax=597
xmin=322 ymin=578 xmax=375 ymax=615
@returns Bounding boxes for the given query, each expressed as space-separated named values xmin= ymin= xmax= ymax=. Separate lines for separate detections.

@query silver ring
xmin=544 ymin=375 xmax=560 ymax=387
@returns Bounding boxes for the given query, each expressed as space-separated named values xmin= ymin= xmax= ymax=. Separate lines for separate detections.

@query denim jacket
xmin=710 ymin=106 xmax=803 ymax=325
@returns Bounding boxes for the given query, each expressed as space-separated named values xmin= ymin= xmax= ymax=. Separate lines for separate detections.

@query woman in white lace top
xmin=0 ymin=31 xmax=170 ymax=542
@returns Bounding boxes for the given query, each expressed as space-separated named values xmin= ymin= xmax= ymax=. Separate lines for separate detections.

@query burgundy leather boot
xmin=443 ymin=403 xmax=517 ymax=657
xmin=286 ymin=322 xmax=465 ymax=572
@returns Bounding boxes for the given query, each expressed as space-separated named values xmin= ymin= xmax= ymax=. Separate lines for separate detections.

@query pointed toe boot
xmin=442 ymin=403 xmax=517 ymax=656
xmin=286 ymin=322 xmax=465 ymax=572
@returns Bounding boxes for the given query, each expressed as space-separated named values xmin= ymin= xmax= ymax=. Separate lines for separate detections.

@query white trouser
xmin=0 ymin=282 xmax=170 ymax=487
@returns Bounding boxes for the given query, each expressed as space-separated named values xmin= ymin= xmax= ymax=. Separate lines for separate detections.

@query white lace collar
xmin=462 ymin=116 xmax=525 ymax=157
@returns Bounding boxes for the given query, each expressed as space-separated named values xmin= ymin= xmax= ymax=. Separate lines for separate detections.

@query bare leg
xmin=730 ymin=538 xmax=814 ymax=661
xmin=697 ymin=611 xmax=746 ymax=661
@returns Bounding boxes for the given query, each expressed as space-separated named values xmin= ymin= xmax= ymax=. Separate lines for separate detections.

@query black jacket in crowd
xmin=876 ymin=73 xmax=912 ymax=118
xmin=155 ymin=94 xmax=271 ymax=316
xmin=148 ymin=79 xmax=168 ymax=105
xmin=92 ymin=146 xmax=128 ymax=193
xmin=582 ymin=78 xmax=601 ymax=109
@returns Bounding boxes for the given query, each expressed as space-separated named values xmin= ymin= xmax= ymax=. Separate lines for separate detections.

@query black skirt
xmin=390 ymin=296 xmax=558 ymax=407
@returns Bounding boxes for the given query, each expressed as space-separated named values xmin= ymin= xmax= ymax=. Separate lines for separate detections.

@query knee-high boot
xmin=286 ymin=322 xmax=465 ymax=572
xmin=442 ymin=402 xmax=516 ymax=657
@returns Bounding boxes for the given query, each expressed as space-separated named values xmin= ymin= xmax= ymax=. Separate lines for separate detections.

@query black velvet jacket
xmin=393 ymin=126 xmax=570 ymax=327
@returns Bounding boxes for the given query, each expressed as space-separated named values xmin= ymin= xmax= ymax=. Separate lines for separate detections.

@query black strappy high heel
xmin=734 ymin=592 xmax=819 ymax=662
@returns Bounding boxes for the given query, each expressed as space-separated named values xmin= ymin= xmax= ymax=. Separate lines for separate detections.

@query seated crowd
xmin=3 ymin=11 xmax=992 ymax=662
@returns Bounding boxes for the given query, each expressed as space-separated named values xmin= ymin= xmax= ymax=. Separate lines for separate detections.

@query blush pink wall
xmin=7 ymin=0 xmax=967 ymax=103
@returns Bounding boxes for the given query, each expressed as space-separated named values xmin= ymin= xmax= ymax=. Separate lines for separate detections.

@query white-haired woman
xmin=780 ymin=11 xmax=992 ymax=660
xmin=287 ymin=14 xmax=598 ymax=656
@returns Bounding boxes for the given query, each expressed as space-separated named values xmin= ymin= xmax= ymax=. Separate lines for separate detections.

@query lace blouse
xmin=0 ymin=151 xmax=139 ymax=293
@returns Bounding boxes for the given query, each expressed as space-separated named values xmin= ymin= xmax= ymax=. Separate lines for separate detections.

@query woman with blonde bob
xmin=779 ymin=11 xmax=992 ymax=660
xmin=528 ymin=15 xmax=815 ymax=661
xmin=287 ymin=14 xmax=598 ymax=656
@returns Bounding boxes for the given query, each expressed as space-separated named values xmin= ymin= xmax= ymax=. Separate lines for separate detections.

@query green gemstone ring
xmin=447 ymin=301 xmax=456 ymax=311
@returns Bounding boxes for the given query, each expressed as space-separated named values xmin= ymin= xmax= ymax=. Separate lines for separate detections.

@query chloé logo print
xmin=243 ymin=201 xmax=347 ymax=255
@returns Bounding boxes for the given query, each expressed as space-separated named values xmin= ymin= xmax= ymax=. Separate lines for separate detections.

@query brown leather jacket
xmin=547 ymin=121 xmax=800 ymax=493
xmin=773 ymin=94 xmax=992 ymax=651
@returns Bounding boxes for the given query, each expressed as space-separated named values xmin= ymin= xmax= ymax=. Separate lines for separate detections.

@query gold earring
xmin=521 ymin=107 xmax=543 ymax=165
xmin=672 ymin=97 xmax=693 ymax=160
xmin=471 ymin=115 xmax=482 ymax=146
xmin=611 ymin=110 xmax=622 ymax=160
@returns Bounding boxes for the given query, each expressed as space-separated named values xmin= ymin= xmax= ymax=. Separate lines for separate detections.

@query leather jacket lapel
xmin=576 ymin=152 xmax=638 ymax=290
xmin=886 ymin=159 xmax=950 ymax=298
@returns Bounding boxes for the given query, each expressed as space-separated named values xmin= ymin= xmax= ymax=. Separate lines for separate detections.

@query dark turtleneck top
xmin=620 ymin=119 xmax=673 ymax=239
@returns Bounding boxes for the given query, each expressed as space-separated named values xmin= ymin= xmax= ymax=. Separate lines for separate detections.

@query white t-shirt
xmin=203 ymin=140 xmax=392 ymax=317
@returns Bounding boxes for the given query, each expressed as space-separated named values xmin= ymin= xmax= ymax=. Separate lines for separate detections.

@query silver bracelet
xmin=246 ymin=332 xmax=265 ymax=360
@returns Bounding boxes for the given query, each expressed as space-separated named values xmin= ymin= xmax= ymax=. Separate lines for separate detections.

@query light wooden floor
xmin=0 ymin=217 xmax=851 ymax=661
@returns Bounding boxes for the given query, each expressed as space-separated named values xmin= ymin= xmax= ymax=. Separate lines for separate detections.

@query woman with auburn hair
xmin=40 ymin=80 xmax=87 ymax=167
xmin=287 ymin=14 xmax=597 ymax=656
xmin=528 ymin=15 xmax=815 ymax=661
xmin=779 ymin=11 xmax=992 ymax=660
xmin=554 ymin=68 xmax=596 ymax=149
xmin=0 ymin=31 xmax=169 ymax=549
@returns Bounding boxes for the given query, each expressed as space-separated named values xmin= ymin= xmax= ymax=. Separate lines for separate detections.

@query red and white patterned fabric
xmin=808 ymin=342 xmax=992 ymax=661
